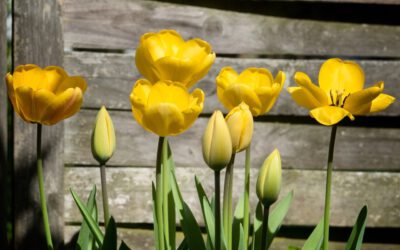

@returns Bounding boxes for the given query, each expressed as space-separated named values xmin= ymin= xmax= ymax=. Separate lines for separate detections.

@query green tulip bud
xmin=91 ymin=106 xmax=116 ymax=165
xmin=202 ymin=110 xmax=232 ymax=171
xmin=256 ymin=149 xmax=282 ymax=207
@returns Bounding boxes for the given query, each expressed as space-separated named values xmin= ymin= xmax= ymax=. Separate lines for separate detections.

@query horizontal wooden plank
xmin=62 ymin=0 xmax=400 ymax=57
xmin=270 ymin=0 xmax=400 ymax=4
xmin=64 ymin=167 xmax=400 ymax=227
xmin=64 ymin=51 xmax=400 ymax=116
xmin=64 ymin=110 xmax=400 ymax=170
xmin=64 ymin=226 xmax=400 ymax=250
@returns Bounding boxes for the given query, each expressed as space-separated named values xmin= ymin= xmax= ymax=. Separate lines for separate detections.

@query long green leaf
xmin=251 ymin=202 xmax=263 ymax=250
xmin=266 ymin=191 xmax=294 ymax=248
xmin=162 ymin=139 xmax=175 ymax=250
xmin=170 ymin=161 xmax=205 ymax=250
xmin=345 ymin=205 xmax=368 ymax=250
xmin=118 ymin=241 xmax=131 ymax=250
xmin=238 ymin=224 xmax=246 ymax=250
xmin=232 ymin=195 xmax=244 ymax=250
xmin=71 ymin=188 xmax=104 ymax=246
xmin=177 ymin=239 xmax=189 ymax=250
xmin=302 ymin=218 xmax=324 ymax=250
xmin=76 ymin=185 xmax=97 ymax=250
xmin=195 ymin=176 xmax=214 ymax=250
xmin=101 ymin=217 xmax=117 ymax=250
xmin=152 ymin=182 xmax=161 ymax=250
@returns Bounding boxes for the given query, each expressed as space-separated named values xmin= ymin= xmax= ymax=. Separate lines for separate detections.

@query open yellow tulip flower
xmin=5 ymin=64 xmax=87 ymax=125
xmin=288 ymin=58 xmax=396 ymax=126
xmin=216 ymin=67 xmax=285 ymax=116
xmin=130 ymin=79 xmax=204 ymax=136
xmin=135 ymin=30 xmax=216 ymax=89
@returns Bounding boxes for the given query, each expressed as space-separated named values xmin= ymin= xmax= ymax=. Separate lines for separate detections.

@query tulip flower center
xmin=329 ymin=89 xmax=350 ymax=108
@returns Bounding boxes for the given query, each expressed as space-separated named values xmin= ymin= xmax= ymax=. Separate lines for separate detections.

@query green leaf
xmin=177 ymin=238 xmax=189 ymax=250
xmin=232 ymin=195 xmax=244 ymax=250
xmin=203 ymin=196 xmax=216 ymax=249
xmin=101 ymin=217 xmax=117 ymax=250
xmin=71 ymin=188 xmax=104 ymax=246
xmin=288 ymin=246 xmax=301 ymax=250
xmin=266 ymin=190 xmax=294 ymax=248
xmin=118 ymin=241 xmax=131 ymax=250
xmin=251 ymin=202 xmax=263 ymax=250
xmin=345 ymin=205 xmax=368 ymax=250
xmin=76 ymin=185 xmax=98 ymax=250
xmin=302 ymin=218 xmax=324 ymax=250
xmin=163 ymin=139 xmax=176 ymax=250
xmin=152 ymin=182 xmax=160 ymax=250
xmin=238 ymin=224 xmax=245 ymax=250
xmin=170 ymin=165 xmax=206 ymax=250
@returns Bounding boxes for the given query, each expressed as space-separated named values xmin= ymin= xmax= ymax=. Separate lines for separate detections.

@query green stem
xmin=37 ymin=124 xmax=53 ymax=250
xmin=323 ymin=125 xmax=338 ymax=250
xmin=261 ymin=205 xmax=270 ymax=250
xmin=100 ymin=164 xmax=110 ymax=228
xmin=156 ymin=136 xmax=165 ymax=250
xmin=162 ymin=137 xmax=170 ymax=250
xmin=223 ymin=153 xmax=236 ymax=250
xmin=243 ymin=144 xmax=251 ymax=247
xmin=215 ymin=170 xmax=221 ymax=250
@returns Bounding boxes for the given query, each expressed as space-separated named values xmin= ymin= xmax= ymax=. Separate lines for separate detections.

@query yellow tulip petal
xmin=319 ymin=58 xmax=364 ymax=94
xmin=5 ymin=73 xmax=18 ymax=111
xmin=310 ymin=106 xmax=354 ymax=126
xmin=13 ymin=64 xmax=46 ymax=90
xmin=185 ymin=53 xmax=216 ymax=88
xmin=43 ymin=66 xmax=68 ymax=92
xmin=147 ymin=81 xmax=189 ymax=110
xmin=274 ymin=71 xmax=286 ymax=87
xmin=222 ymin=84 xmax=262 ymax=115
xmin=41 ymin=88 xmax=83 ymax=125
xmin=216 ymin=67 xmax=239 ymax=90
xmin=33 ymin=89 xmax=57 ymax=121
xmin=238 ymin=68 xmax=274 ymax=88
xmin=15 ymin=86 xmax=35 ymax=122
xmin=348 ymin=93 xmax=395 ymax=115
xmin=255 ymin=85 xmax=280 ymax=116
xmin=287 ymin=86 xmax=323 ymax=110
xmin=294 ymin=72 xmax=329 ymax=106
xmin=343 ymin=81 xmax=383 ymax=114
xmin=155 ymin=57 xmax=194 ymax=84
xmin=142 ymin=103 xmax=185 ymax=136
xmin=186 ymin=88 xmax=205 ymax=113
xmin=130 ymin=79 xmax=152 ymax=108
xmin=178 ymin=38 xmax=212 ymax=60
xmin=135 ymin=46 xmax=160 ymax=83
xmin=55 ymin=76 xmax=87 ymax=94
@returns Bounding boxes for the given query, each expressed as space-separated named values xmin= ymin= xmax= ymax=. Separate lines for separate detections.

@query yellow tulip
xmin=92 ymin=106 xmax=116 ymax=165
xmin=130 ymin=79 xmax=204 ymax=136
xmin=225 ymin=102 xmax=253 ymax=152
xmin=256 ymin=149 xmax=282 ymax=207
xmin=5 ymin=64 xmax=87 ymax=125
xmin=202 ymin=110 xmax=232 ymax=171
xmin=135 ymin=30 xmax=216 ymax=89
xmin=216 ymin=67 xmax=285 ymax=117
xmin=288 ymin=58 xmax=396 ymax=126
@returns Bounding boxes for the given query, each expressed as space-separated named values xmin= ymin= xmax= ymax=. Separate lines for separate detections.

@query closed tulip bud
xmin=256 ymin=149 xmax=282 ymax=207
xmin=92 ymin=106 xmax=116 ymax=165
xmin=202 ymin=111 xmax=232 ymax=171
xmin=225 ymin=102 xmax=253 ymax=152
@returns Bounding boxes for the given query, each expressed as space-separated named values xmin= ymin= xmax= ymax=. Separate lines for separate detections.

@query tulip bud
xmin=92 ymin=106 xmax=116 ymax=165
xmin=256 ymin=149 xmax=282 ymax=207
xmin=202 ymin=111 xmax=232 ymax=171
xmin=225 ymin=102 xmax=253 ymax=152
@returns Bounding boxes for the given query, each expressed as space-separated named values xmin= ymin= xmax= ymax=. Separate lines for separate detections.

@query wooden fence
xmin=1 ymin=0 xmax=399 ymax=249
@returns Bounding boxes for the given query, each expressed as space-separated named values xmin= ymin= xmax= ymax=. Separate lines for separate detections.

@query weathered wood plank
xmin=62 ymin=0 xmax=400 ymax=57
xmin=269 ymin=0 xmax=400 ymax=4
xmin=65 ymin=110 xmax=400 ymax=171
xmin=0 ymin=0 xmax=8 ymax=248
xmin=64 ymin=51 xmax=400 ymax=116
xmin=64 ymin=226 xmax=400 ymax=250
xmin=64 ymin=167 xmax=400 ymax=227
xmin=13 ymin=0 xmax=64 ymax=249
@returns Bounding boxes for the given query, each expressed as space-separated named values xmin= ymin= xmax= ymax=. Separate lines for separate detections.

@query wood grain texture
xmin=65 ymin=109 xmax=400 ymax=171
xmin=62 ymin=0 xmax=400 ymax=57
xmin=266 ymin=0 xmax=400 ymax=4
xmin=64 ymin=166 xmax=400 ymax=227
xmin=64 ymin=51 xmax=400 ymax=116
xmin=0 ymin=1 xmax=8 ymax=248
xmin=13 ymin=0 xmax=64 ymax=249
xmin=64 ymin=226 xmax=400 ymax=250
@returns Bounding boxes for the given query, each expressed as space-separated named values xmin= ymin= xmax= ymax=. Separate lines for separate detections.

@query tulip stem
xmin=37 ymin=124 xmax=53 ymax=250
xmin=156 ymin=137 xmax=165 ymax=250
xmin=161 ymin=137 xmax=171 ymax=249
xmin=261 ymin=205 xmax=270 ymax=250
xmin=223 ymin=153 xmax=236 ymax=250
xmin=243 ymin=144 xmax=251 ymax=247
xmin=100 ymin=164 xmax=110 ymax=228
xmin=215 ymin=170 xmax=221 ymax=250
xmin=323 ymin=125 xmax=338 ymax=250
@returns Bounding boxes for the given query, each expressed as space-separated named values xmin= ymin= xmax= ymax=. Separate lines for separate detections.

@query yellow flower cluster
xmin=130 ymin=30 xmax=215 ymax=136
